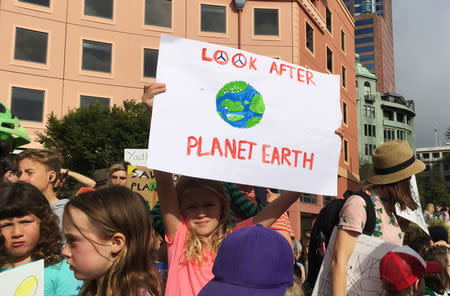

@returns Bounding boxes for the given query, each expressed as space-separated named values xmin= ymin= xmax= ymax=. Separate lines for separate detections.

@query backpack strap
xmin=352 ymin=191 xmax=376 ymax=236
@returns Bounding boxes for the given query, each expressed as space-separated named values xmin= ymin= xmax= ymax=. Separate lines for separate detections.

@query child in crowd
xmin=423 ymin=245 xmax=450 ymax=296
xmin=15 ymin=149 xmax=67 ymax=227
xmin=62 ymin=186 xmax=161 ymax=296
xmin=0 ymin=182 xmax=81 ymax=295
xmin=0 ymin=156 xmax=17 ymax=182
xmin=380 ymin=245 xmax=441 ymax=296
xmin=198 ymin=224 xmax=301 ymax=296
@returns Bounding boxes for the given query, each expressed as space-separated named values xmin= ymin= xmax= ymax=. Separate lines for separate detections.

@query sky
xmin=392 ymin=0 xmax=450 ymax=148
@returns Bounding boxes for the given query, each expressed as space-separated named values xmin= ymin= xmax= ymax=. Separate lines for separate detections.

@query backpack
xmin=303 ymin=191 xmax=376 ymax=295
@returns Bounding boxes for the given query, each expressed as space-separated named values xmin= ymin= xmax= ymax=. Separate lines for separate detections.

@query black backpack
xmin=303 ymin=191 xmax=376 ymax=295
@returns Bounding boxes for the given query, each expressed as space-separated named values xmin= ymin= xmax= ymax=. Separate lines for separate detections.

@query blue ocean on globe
xmin=216 ymin=81 xmax=265 ymax=129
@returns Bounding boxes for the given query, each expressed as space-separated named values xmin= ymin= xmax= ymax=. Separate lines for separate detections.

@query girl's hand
xmin=266 ymin=189 xmax=280 ymax=203
xmin=142 ymin=83 xmax=166 ymax=111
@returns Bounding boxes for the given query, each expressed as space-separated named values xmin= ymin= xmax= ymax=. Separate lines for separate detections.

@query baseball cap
xmin=380 ymin=245 xmax=441 ymax=291
xmin=198 ymin=224 xmax=293 ymax=296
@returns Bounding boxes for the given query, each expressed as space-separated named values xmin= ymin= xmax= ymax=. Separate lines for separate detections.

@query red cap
xmin=380 ymin=246 xmax=442 ymax=291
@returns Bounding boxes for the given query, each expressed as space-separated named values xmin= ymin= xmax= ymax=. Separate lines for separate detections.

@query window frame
xmin=10 ymin=86 xmax=45 ymax=123
xmin=83 ymin=0 xmax=114 ymax=20
xmin=253 ymin=8 xmax=279 ymax=37
xmin=343 ymin=139 xmax=349 ymax=163
xmin=325 ymin=7 xmax=332 ymax=35
xmin=81 ymin=38 xmax=113 ymax=75
xmin=16 ymin=0 xmax=50 ymax=9
xmin=326 ymin=46 xmax=333 ymax=73
xmin=143 ymin=48 xmax=159 ymax=78
xmin=13 ymin=26 xmax=49 ymax=65
xmin=342 ymin=101 xmax=348 ymax=126
xmin=340 ymin=29 xmax=346 ymax=53
xmin=305 ymin=20 xmax=315 ymax=56
xmin=80 ymin=95 xmax=110 ymax=107
xmin=144 ymin=0 xmax=173 ymax=30
xmin=200 ymin=3 xmax=227 ymax=35
xmin=341 ymin=65 xmax=347 ymax=89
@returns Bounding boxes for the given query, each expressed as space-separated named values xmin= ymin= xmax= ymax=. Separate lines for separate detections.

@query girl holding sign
xmin=0 ymin=182 xmax=81 ymax=296
xmin=331 ymin=140 xmax=426 ymax=296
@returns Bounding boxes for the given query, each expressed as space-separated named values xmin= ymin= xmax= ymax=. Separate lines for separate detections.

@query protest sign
xmin=395 ymin=175 xmax=429 ymax=234
xmin=312 ymin=227 xmax=396 ymax=296
xmin=126 ymin=165 xmax=180 ymax=208
xmin=147 ymin=34 xmax=342 ymax=196
xmin=124 ymin=149 xmax=148 ymax=166
xmin=0 ymin=259 xmax=44 ymax=296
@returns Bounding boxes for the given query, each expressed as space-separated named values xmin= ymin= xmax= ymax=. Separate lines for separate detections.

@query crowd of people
xmin=0 ymin=83 xmax=448 ymax=296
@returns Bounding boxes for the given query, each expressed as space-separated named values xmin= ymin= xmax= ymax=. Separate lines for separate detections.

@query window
xmin=145 ymin=0 xmax=172 ymax=28
xmin=306 ymin=22 xmax=314 ymax=53
xmin=80 ymin=95 xmax=110 ymax=107
xmin=364 ymin=81 xmax=371 ymax=95
xmin=82 ymin=40 xmax=112 ymax=73
xmin=11 ymin=87 xmax=44 ymax=122
xmin=355 ymin=27 xmax=374 ymax=35
xmin=143 ymin=48 xmax=158 ymax=78
xmin=422 ymin=153 xmax=429 ymax=159
xmin=254 ymin=9 xmax=278 ymax=36
xmin=432 ymin=152 xmax=440 ymax=159
xmin=355 ymin=37 xmax=374 ymax=44
xmin=359 ymin=54 xmax=374 ymax=62
xmin=14 ymin=28 xmax=48 ymax=64
xmin=326 ymin=7 xmax=332 ymax=33
xmin=344 ymin=139 xmax=349 ymax=162
xmin=326 ymin=47 xmax=333 ymax=72
xmin=384 ymin=128 xmax=395 ymax=141
xmin=396 ymin=112 xmax=404 ymax=123
xmin=300 ymin=193 xmax=317 ymax=204
xmin=355 ymin=18 xmax=373 ymax=26
xmin=365 ymin=144 xmax=376 ymax=155
xmin=341 ymin=66 xmax=346 ymax=88
xmin=84 ymin=0 xmax=113 ymax=19
xmin=356 ymin=45 xmax=374 ymax=54
xmin=365 ymin=124 xmax=376 ymax=137
xmin=343 ymin=101 xmax=347 ymax=125
xmin=341 ymin=30 xmax=345 ymax=52
xmin=201 ymin=4 xmax=226 ymax=33
xmin=383 ymin=110 xmax=393 ymax=120
xmin=397 ymin=130 xmax=405 ymax=140
xmin=18 ymin=0 xmax=50 ymax=7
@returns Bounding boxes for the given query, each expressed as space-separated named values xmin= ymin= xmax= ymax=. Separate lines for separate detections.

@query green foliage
xmin=37 ymin=100 xmax=150 ymax=177
xmin=416 ymin=166 xmax=450 ymax=206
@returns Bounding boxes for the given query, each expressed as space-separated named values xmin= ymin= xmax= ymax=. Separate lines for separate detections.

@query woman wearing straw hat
xmin=331 ymin=140 xmax=426 ymax=296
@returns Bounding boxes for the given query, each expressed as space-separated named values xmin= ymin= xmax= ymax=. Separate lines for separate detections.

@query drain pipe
xmin=234 ymin=0 xmax=247 ymax=49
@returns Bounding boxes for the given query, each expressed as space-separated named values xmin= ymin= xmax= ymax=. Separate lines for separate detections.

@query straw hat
xmin=367 ymin=140 xmax=425 ymax=185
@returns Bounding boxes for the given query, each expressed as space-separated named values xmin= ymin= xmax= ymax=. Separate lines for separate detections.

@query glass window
xmin=355 ymin=36 xmax=374 ymax=44
xmin=306 ymin=22 xmax=314 ymax=53
xmin=326 ymin=7 xmax=332 ymax=33
xmin=343 ymin=101 xmax=347 ymax=124
xmin=342 ymin=66 xmax=346 ymax=88
xmin=145 ymin=0 xmax=172 ymax=28
xmin=364 ymin=124 xmax=368 ymax=136
xmin=11 ymin=87 xmax=44 ymax=122
xmin=300 ymin=193 xmax=317 ymax=204
xmin=143 ymin=48 xmax=158 ymax=78
xmin=356 ymin=45 xmax=374 ymax=54
xmin=432 ymin=152 xmax=440 ymax=158
xmin=359 ymin=54 xmax=374 ymax=62
xmin=80 ymin=95 xmax=110 ymax=107
xmin=383 ymin=110 xmax=393 ymax=120
xmin=422 ymin=153 xmax=429 ymax=159
xmin=82 ymin=40 xmax=112 ymax=73
xmin=341 ymin=30 xmax=345 ymax=52
xmin=84 ymin=0 xmax=113 ymax=19
xmin=201 ymin=4 xmax=226 ymax=33
xmin=326 ymin=47 xmax=333 ymax=72
xmin=364 ymin=81 xmax=371 ymax=95
xmin=18 ymin=0 xmax=50 ymax=7
xmin=396 ymin=112 xmax=404 ymax=123
xmin=14 ymin=28 xmax=48 ymax=64
xmin=372 ymin=125 xmax=376 ymax=137
xmin=344 ymin=140 xmax=348 ymax=162
xmin=355 ymin=27 xmax=374 ymax=35
xmin=254 ymin=9 xmax=279 ymax=36
xmin=355 ymin=18 xmax=374 ymax=26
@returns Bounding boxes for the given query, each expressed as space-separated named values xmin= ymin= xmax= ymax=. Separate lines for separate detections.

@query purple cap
xmin=198 ymin=224 xmax=294 ymax=296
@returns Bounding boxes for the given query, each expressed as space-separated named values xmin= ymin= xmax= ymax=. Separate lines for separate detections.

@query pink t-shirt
xmin=165 ymin=219 xmax=253 ymax=296
xmin=338 ymin=192 xmax=403 ymax=245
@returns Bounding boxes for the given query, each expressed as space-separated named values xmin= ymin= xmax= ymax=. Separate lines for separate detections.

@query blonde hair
xmin=15 ymin=149 xmax=63 ymax=182
xmin=175 ymin=176 xmax=232 ymax=264
xmin=64 ymin=186 xmax=161 ymax=296
xmin=425 ymin=203 xmax=435 ymax=213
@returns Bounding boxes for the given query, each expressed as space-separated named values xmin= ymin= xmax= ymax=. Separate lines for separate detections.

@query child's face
xmin=110 ymin=170 xmax=127 ymax=186
xmin=62 ymin=208 xmax=115 ymax=281
xmin=17 ymin=159 xmax=52 ymax=193
xmin=0 ymin=214 xmax=40 ymax=265
xmin=180 ymin=188 xmax=222 ymax=238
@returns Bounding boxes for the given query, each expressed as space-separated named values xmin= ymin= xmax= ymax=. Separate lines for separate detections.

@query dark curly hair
xmin=0 ymin=182 xmax=63 ymax=267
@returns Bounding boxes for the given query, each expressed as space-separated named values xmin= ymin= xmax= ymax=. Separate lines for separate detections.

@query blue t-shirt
xmin=1 ymin=259 xmax=82 ymax=296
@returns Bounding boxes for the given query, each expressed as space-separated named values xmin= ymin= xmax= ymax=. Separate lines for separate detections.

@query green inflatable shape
xmin=0 ymin=102 xmax=31 ymax=150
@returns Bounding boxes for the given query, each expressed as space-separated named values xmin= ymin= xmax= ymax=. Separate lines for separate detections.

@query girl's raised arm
xmin=252 ymin=190 xmax=299 ymax=227
xmin=154 ymin=171 xmax=181 ymax=241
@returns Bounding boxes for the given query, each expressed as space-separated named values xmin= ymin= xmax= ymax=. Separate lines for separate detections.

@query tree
xmin=38 ymin=100 xmax=151 ymax=177
xmin=416 ymin=166 xmax=450 ymax=206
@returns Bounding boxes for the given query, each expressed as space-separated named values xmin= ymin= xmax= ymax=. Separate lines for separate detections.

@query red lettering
xmin=297 ymin=68 xmax=305 ymax=83
xmin=225 ymin=139 xmax=237 ymax=159
xmin=303 ymin=152 xmax=314 ymax=170
xmin=232 ymin=53 xmax=247 ymax=68
xmin=281 ymin=148 xmax=292 ymax=166
xmin=306 ymin=71 xmax=316 ymax=86
xmin=197 ymin=136 xmax=210 ymax=157
xmin=187 ymin=136 xmax=198 ymax=156
xmin=279 ymin=64 xmax=286 ymax=76
xmin=269 ymin=62 xmax=279 ymax=75
xmin=214 ymin=50 xmax=229 ymax=65
xmin=292 ymin=150 xmax=303 ymax=168
xmin=247 ymin=141 xmax=257 ymax=160
xmin=262 ymin=145 xmax=271 ymax=164
xmin=237 ymin=140 xmax=248 ymax=160
xmin=211 ymin=137 xmax=223 ymax=157
xmin=271 ymin=147 xmax=280 ymax=165
xmin=201 ymin=48 xmax=212 ymax=62
xmin=249 ymin=57 xmax=257 ymax=71
xmin=287 ymin=65 xmax=295 ymax=79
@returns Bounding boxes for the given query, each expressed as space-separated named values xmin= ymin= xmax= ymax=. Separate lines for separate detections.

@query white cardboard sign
xmin=0 ymin=259 xmax=44 ymax=296
xmin=124 ymin=149 xmax=148 ymax=166
xmin=147 ymin=34 xmax=342 ymax=195
xmin=312 ymin=228 xmax=397 ymax=296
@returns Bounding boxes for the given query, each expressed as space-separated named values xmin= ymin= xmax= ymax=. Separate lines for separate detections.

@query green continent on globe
xmin=246 ymin=116 xmax=262 ymax=128
xmin=249 ymin=93 xmax=265 ymax=114
xmin=226 ymin=114 xmax=245 ymax=122
xmin=220 ymin=99 xmax=244 ymax=112
xmin=216 ymin=81 xmax=248 ymax=99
